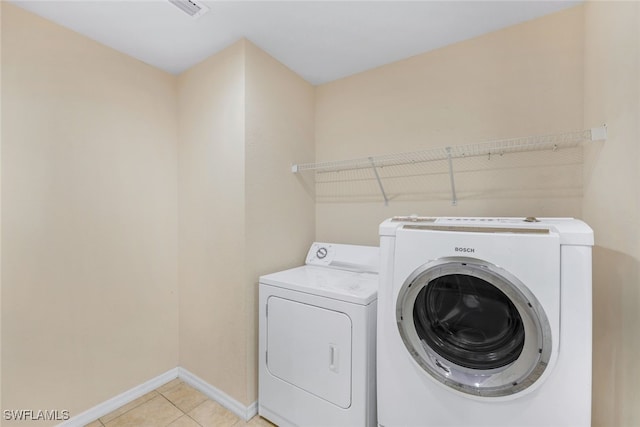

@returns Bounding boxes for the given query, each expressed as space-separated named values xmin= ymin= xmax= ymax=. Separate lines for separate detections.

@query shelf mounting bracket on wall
xmin=292 ymin=125 xmax=607 ymax=205
xmin=446 ymin=147 xmax=458 ymax=206
xmin=369 ymin=157 xmax=389 ymax=206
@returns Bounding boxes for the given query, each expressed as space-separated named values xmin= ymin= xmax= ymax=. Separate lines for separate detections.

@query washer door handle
xmin=329 ymin=344 xmax=339 ymax=373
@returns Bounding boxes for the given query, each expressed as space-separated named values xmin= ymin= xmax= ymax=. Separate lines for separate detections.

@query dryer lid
xmin=260 ymin=266 xmax=378 ymax=305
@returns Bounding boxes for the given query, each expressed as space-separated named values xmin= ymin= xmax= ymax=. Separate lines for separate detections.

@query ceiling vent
xmin=168 ymin=0 xmax=210 ymax=19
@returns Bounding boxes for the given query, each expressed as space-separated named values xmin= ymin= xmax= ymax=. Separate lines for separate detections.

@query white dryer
xmin=377 ymin=217 xmax=593 ymax=427
xmin=259 ymin=242 xmax=379 ymax=427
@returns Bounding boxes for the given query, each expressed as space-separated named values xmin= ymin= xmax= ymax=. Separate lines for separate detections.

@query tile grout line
xmin=156 ymin=379 xmax=190 ymax=426
xmin=157 ymin=383 xmax=210 ymax=427
xmin=99 ymin=379 xmax=183 ymax=427
xmin=181 ymin=402 xmax=209 ymax=427
xmin=91 ymin=379 xmax=261 ymax=427
xmin=185 ymin=412 xmax=206 ymax=427
xmin=98 ymin=391 xmax=160 ymax=426
xmin=156 ymin=393 xmax=188 ymax=427
xmin=157 ymin=379 xmax=185 ymax=395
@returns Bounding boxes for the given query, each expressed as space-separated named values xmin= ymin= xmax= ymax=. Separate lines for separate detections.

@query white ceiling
xmin=11 ymin=0 xmax=581 ymax=85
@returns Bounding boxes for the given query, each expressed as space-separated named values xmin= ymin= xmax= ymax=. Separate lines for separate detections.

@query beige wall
xmin=1 ymin=4 xmax=179 ymax=426
xmin=1 ymin=5 xmax=315 ymax=418
xmin=177 ymin=41 xmax=248 ymax=404
xmin=583 ymin=1 xmax=640 ymax=426
xmin=244 ymin=41 xmax=315 ymax=401
xmin=178 ymin=40 xmax=315 ymax=405
xmin=0 ymin=1 xmax=4 ymax=418
xmin=315 ymin=6 xmax=584 ymax=245
xmin=5 ymin=2 xmax=640 ymax=426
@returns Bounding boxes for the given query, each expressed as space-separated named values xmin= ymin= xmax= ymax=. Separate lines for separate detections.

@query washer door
xmin=396 ymin=257 xmax=552 ymax=398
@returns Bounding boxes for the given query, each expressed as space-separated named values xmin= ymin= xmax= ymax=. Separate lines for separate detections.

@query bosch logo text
xmin=455 ymin=247 xmax=475 ymax=253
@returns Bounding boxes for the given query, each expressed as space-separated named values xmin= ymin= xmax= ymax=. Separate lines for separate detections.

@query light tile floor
xmin=84 ymin=379 xmax=276 ymax=427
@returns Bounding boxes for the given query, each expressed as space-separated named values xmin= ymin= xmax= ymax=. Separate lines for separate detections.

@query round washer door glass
xmin=396 ymin=258 xmax=552 ymax=398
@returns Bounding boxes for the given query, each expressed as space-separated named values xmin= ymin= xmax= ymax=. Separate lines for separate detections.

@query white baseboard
xmin=58 ymin=367 xmax=257 ymax=426
xmin=58 ymin=368 xmax=179 ymax=427
xmin=178 ymin=367 xmax=258 ymax=421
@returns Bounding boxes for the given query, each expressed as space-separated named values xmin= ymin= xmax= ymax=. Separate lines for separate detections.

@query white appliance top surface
xmin=380 ymin=216 xmax=594 ymax=246
xmin=260 ymin=242 xmax=379 ymax=305
xmin=260 ymin=265 xmax=378 ymax=305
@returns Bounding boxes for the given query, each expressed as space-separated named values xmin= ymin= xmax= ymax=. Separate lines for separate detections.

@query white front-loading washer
xmin=377 ymin=217 xmax=593 ymax=427
xmin=259 ymin=242 xmax=379 ymax=427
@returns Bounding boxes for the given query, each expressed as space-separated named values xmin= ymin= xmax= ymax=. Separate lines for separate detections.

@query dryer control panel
xmin=305 ymin=242 xmax=379 ymax=273
xmin=306 ymin=243 xmax=335 ymax=266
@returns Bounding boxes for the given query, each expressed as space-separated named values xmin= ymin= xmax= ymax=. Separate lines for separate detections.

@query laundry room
xmin=0 ymin=1 xmax=638 ymax=427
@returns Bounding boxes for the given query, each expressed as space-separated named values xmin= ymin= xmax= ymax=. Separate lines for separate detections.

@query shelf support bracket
xmin=446 ymin=147 xmax=457 ymax=206
xmin=590 ymin=125 xmax=607 ymax=141
xmin=369 ymin=157 xmax=389 ymax=206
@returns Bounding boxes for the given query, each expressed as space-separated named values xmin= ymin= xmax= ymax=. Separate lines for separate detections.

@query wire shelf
xmin=293 ymin=128 xmax=603 ymax=173
xmin=292 ymin=126 xmax=606 ymax=205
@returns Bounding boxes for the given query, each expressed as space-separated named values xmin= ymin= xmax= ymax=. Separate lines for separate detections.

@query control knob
xmin=316 ymin=247 xmax=328 ymax=259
